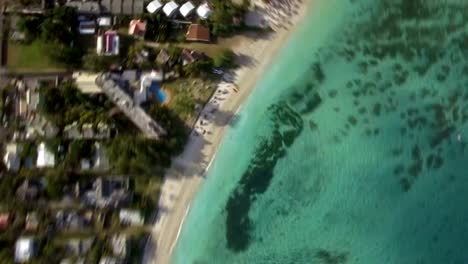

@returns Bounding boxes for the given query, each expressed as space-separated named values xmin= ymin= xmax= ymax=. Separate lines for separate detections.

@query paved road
xmin=96 ymin=73 xmax=166 ymax=139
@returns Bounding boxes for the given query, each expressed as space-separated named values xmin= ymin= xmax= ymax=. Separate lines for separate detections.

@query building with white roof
xmin=119 ymin=209 xmax=143 ymax=226
xmin=162 ymin=1 xmax=179 ymax=17
xmin=197 ymin=2 xmax=213 ymax=19
xmin=135 ymin=70 xmax=163 ymax=104
xmin=15 ymin=237 xmax=35 ymax=263
xmin=179 ymin=1 xmax=195 ymax=18
xmin=3 ymin=143 xmax=22 ymax=172
xmin=36 ymin=142 xmax=55 ymax=168
xmin=97 ymin=16 xmax=112 ymax=27
xmin=146 ymin=0 xmax=163 ymax=13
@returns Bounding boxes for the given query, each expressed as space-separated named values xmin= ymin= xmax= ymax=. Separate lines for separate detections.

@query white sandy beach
xmin=143 ymin=1 xmax=312 ymax=263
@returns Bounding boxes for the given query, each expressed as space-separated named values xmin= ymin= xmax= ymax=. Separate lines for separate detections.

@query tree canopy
xmin=213 ymin=48 xmax=237 ymax=69
xmin=16 ymin=6 xmax=83 ymax=67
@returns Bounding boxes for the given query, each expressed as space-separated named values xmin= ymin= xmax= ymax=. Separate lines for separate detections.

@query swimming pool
xmin=148 ymin=81 xmax=168 ymax=104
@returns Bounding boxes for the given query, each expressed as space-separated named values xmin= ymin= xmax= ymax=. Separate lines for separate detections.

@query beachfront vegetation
xmin=214 ymin=48 xmax=237 ymax=69
xmin=210 ymin=0 xmax=246 ymax=36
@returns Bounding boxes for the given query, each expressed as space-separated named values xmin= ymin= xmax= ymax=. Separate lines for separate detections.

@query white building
xmin=15 ymin=237 xmax=35 ymax=263
xmin=179 ymin=1 xmax=195 ymax=18
xmin=3 ymin=143 xmax=22 ymax=172
xmin=97 ymin=16 xmax=112 ymax=27
xmin=162 ymin=1 xmax=179 ymax=17
xmin=97 ymin=31 xmax=120 ymax=56
xmin=146 ymin=0 xmax=163 ymax=13
xmin=93 ymin=143 xmax=109 ymax=170
xmin=135 ymin=70 xmax=163 ymax=105
xmin=197 ymin=2 xmax=213 ymax=20
xmin=78 ymin=21 xmax=96 ymax=35
xmin=119 ymin=209 xmax=143 ymax=226
xmin=36 ymin=142 xmax=55 ymax=168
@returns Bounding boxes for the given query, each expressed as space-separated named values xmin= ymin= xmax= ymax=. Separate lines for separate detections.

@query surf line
xmin=169 ymin=204 xmax=192 ymax=255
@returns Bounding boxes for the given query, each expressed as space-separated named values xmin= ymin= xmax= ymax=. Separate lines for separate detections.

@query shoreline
xmin=143 ymin=1 xmax=312 ymax=263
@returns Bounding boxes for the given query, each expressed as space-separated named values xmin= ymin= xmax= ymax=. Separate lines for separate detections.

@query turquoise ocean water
xmin=173 ymin=0 xmax=468 ymax=263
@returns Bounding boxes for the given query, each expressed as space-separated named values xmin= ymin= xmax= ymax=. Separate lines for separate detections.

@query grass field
xmin=7 ymin=41 xmax=64 ymax=71
xmin=164 ymin=78 xmax=217 ymax=124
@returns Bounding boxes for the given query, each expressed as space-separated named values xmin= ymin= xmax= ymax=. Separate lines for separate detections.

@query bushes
xmin=82 ymin=54 xmax=120 ymax=72
xmin=213 ymin=48 xmax=237 ymax=69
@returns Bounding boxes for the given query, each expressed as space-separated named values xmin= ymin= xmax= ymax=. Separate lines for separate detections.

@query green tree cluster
xmin=213 ymin=48 xmax=237 ymax=69
xmin=39 ymin=81 xmax=112 ymax=129
xmin=82 ymin=54 xmax=120 ymax=72
xmin=142 ymin=14 xmax=170 ymax=42
xmin=210 ymin=0 xmax=246 ymax=36
xmin=16 ymin=6 xmax=83 ymax=67
xmin=105 ymin=105 xmax=188 ymax=176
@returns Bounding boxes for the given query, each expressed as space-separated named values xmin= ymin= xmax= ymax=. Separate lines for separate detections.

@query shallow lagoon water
xmin=173 ymin=0 xmax=468 ymax=263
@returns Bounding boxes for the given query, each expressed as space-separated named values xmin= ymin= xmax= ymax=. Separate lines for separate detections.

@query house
xmin=181 ymin=49 xmax=205 ymax=66
xmin=73 ymin=72 xmax=102 ymax=94
xmin=65 ymin=238 xmax=94 ymax=256
xmin=92 ymin=142 xmax=109 ymax=170
xmin=36 ymin=142 xmax=55 ymax=168
xmin=97 ymin=16 xmax=112 ymax=27
xmin=97 ymin=31 xmax=120 ymax=56
xmin=83 ymin=177 xmax=131 ymax=208
xmin=162 ymin=1 xmax=179 ymax=17
xmin=55 ymin=210 xmax=93 ymax=231
xmin=3 ymin=143 xmax=22 ymax=172
xmin=186 ymin=24 xmax=210 ymax=42
xmin=179 ymin=1 xmax=195 ymax=18
xmin=17 ymin=97 xmax=28 ymax=118
xmin=63 ymin=122 xmax=111 ymax=139
xmin=110 ymin=234 xmax=128 ymax=258
xmin=81 ymin=159 xmax=91 ymax=170
xmin=78 ymin=21 xmax=96 ymax=35
xmin=15 ymin=237 xmax=36 ymax=263
xmin=25 ymin=212 xmax=39 ymax=231
xmin=66 ymin=1 xmax=101 ymax=14
xmin=0 ymin=213 xmax=10 ymax=231
xmin=156 ymin=49 xmax=170 ymax=65
xmin=136 ymin=70 xmax=164 ymax=104
xmin=129 ymin=19 xmax=146 ymax=38
xmin=119 ymin=209 xmax=143 ymax=226
xmin=16 ymin=180 xmax=40 ymax=201
xmin=146 ymin=0 xmax=163 ymax=14
xmin=26 ymin=87 xmax=40 ymax=113
xmin=197 ymin=2 xmax=213 ymax=20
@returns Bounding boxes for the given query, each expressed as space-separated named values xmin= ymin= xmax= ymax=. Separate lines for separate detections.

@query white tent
xmin=197 ymin=2 xmax=213 ymax=19
xmin=163 ymin=1 xmax=179 ymax=17
xmin=36 ymin=142 xmax=55 ymax=168
xmin=146 ymin=0 xmax=163 ymax=14
xmin=179 ymin=1 xmax=195 ymax=18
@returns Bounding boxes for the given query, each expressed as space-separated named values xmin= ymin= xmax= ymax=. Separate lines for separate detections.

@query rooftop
xmin=15 ymin=237 xmax=35 ymax=263
xmin=146 ymin=0 xmax=163 ymax=14
xmin=197 ymin=2 xmax=213 ymax=19
xmin=186 ymin=24 xmax=210 ymax=42
xmin=163 ymin=1 xmax=179 ymax=17
xmin=180 ymin=1 xmax=195 ymax=18
xmin=36 ymin=142 xmax=55 ymax=168
xmin=129 ymin=19 xmax=147 ymax=37
xmin=0 ymin=213 xmax=10 ymax=230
